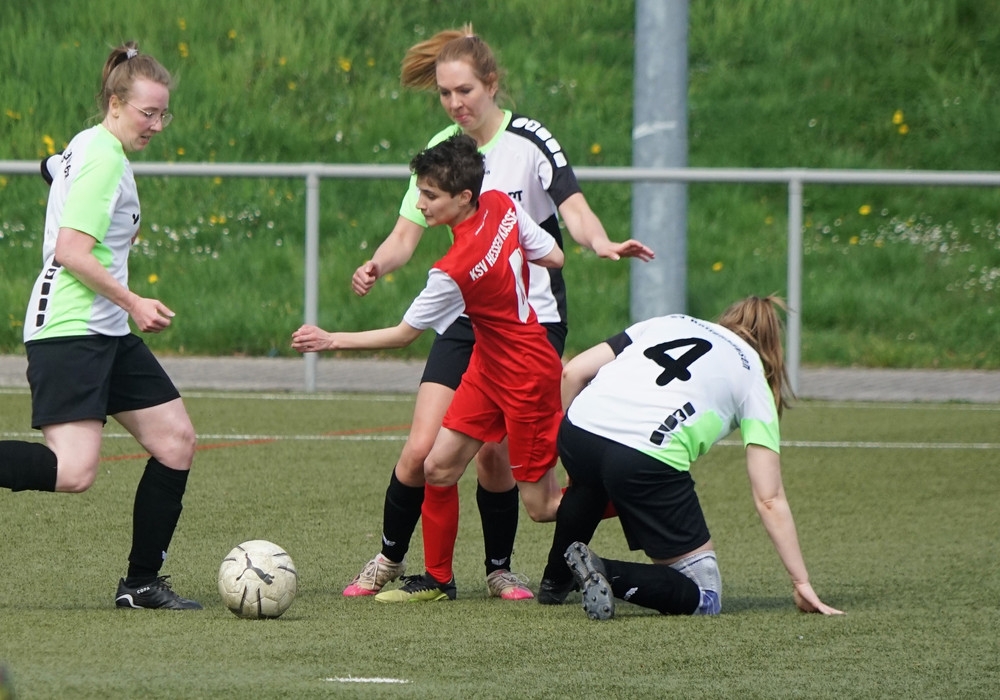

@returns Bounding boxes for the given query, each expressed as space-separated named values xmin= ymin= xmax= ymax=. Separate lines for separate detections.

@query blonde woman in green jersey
xmin=0 ymin=42 xmax=200 ymax=610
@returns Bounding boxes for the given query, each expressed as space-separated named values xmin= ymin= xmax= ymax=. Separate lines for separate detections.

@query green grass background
xmin=1 ymin=389 xmax=998 ymax=698
xmin=0 ymin=0 xmax=998 ymax=367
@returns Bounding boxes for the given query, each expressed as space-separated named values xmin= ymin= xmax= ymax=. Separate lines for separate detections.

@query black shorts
xmin=26 ymin=334 xmax=181 ymax=429
xmin=420 ymin=316 xmax=567 ymax=390
xmin=558 ymin=417 xmax=711 ymax=560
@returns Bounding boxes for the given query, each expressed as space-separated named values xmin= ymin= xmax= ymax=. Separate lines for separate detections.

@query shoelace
xmin=399 ymin=574 xmax=440 ymax=592
xmin=489 ymin=570 xmax=530 ymax=589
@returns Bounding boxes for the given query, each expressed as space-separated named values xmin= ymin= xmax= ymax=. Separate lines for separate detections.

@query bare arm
xmin=558 ymin=192 xmax=654 ymax=262
xmin=290 ymin=321 xmax=423 ymax=353
xmin=54 ymin=227 xmax=174 ymax=333
xmin=745 ymin=444 xmax=844 ymax=615
xmin=351 ymin=217 xmax=427 ymax=296
xmin=531 ymin=243 xmax=564 ymax=269
xmin=560 ymin=342 xmax=616 ymax=411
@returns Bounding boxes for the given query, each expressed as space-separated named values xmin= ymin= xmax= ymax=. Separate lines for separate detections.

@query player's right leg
xmin=0 ymin=420 xmax=101 ymax=493
xmin=343 ymin=381 xmax=455 ymax=596
xmin=1 ymin=337 xmax=107 ymax=494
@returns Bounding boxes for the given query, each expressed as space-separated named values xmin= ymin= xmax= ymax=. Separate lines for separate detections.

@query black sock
xmin=126 ymin=457 xmax=189 ymax=584
xmin=542 ymin=483 xmax=607 ymax=583
xmin=477 ymin=482 xmax=519 ymax=575
xmin=380 ymin=470 xmax=424 ymax=563
xmin=602 ymin=558 xmax=701 ymax=615
xmin=0 ymin=441 xmax=58 ymax=492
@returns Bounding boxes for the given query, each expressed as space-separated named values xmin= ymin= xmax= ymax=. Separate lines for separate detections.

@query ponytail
xmin=717 ymin=295 xmax=793 ymax=416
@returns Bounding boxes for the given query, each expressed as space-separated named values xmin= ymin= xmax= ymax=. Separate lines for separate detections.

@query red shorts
xmin=442 ymin=365 xmax=561 ymax=484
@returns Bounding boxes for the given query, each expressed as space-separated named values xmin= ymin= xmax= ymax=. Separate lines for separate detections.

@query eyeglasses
xmin=123 ymin=100 xmax=173 ymax=127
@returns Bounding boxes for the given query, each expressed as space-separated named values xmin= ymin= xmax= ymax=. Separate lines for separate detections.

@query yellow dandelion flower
xmin=278 ymin=56 xmax=287 ymax=66
xmin=5 ymin=109 xmax=21 ymax=120
xmin=898 ymin=124 xmax=909 ymax=135
xmin=367 ymin=57 xmax=375 ymax=67
xmin=228 ymin=29 xmax=237 ymax=40
xmin=384 ymin=274 xmax=395 ymax=283
xmin=849 ymin=236 xmax=859 ymax=245
xmin=213 ymin=177 xmax=222 ymax=185
xmin=590 ymin=143 xmax=602 ymax=155
xmin=764 ymin=216 xmax=774 ymax=225
xmin=148 ymin=274 xmax=159 ymax=284
xmin=859 ymin=204 xmax=872 ymax=216
xmin=179 ymin=42 xmax=189 ymax=58
xmin=0 ymin=176 xmax=8 ymax=188
xmin=892 ymin=110 xmax=904 ymax=125
xmin=712 ymin=261 xmax=724 ymax=272
xmin=218 ymin=215 xmax=227 ymax=224
xmin=176 ymin=147 xmax=185 ymax=156
xmin=209 ymin=215 xmax=218 ymax=224
xmin=338 ymin=57 xmax=352 ymax=72
xmin=288 ymin=81 xmax=297 ymax=91
xmin=178 ymin=18 xmax=186 ymax=31
xmin=42 ymin=134 xmax=55 ymax=155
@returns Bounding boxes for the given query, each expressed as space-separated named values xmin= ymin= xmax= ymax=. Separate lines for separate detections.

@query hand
xmin=290 ymin=324 xmax=332 ymax=353
xmin=130 ymin=296 xmax=174 ymax=333
xmin=591 ymin=239 xmax=655 ymax=262
xmin=351 ymin=260 xmax=379 ymax=297
xmin=793 ymin=581 xmax=844 ymax=615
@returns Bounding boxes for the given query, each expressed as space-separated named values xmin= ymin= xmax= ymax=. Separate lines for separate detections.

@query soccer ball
xmin=218 ymin=540 xmax=298 ymax=619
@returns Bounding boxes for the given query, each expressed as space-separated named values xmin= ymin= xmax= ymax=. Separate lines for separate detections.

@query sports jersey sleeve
xmin=60 ymin=147 xmax=124 ymax=242
xmin=738 ymin=370 xmax=782 ymax=453
xmin=507 ymin=114 xmax=582 ymax=207
xmin=515 ymin=203 xmax=556 ymax=261
xmin=605 ymin=331 xmax=633 ymax=356
xmin=402 ymin=268 xmax=466 ymax=334
xmin=399 ymin=125 xmax=463 ymax=226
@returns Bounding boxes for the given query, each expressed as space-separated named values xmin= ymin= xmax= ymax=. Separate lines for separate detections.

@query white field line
xmin=323 ymin=677 xmax=410 ymax=684
xmin=0 ymin=387 xmax=414 ymax=402
xmin=0 ymin=431 xmax=996 ymax=450
xmin=1 ymin=387 xmax=998 ymax=410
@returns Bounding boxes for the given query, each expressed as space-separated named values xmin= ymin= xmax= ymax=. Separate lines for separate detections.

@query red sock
xmin=422 ymin=484 xmax=459 ymax=584
xmin=561 ymin=485 xmax=618 ymax=520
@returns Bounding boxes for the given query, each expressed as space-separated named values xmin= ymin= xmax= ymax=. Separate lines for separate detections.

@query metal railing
xmin=4 ymin=159 xmax=999 ymax=392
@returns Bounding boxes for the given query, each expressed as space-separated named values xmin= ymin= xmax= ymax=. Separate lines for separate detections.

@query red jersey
xmin=403 ymin=190 xmax=562 ymax=420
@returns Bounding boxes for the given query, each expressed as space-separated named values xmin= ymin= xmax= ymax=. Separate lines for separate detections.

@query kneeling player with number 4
xmin=539 ymin=296 xmax=845 ymax=619
xmin=291 ymin=134 xmax=565 ymax=602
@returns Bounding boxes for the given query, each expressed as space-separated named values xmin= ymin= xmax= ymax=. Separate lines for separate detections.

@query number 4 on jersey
xmin=642 ymin=337 xmax=712 ymax=386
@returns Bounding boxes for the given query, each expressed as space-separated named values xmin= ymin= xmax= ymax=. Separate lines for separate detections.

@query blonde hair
xmin=98 ymin=41 xmax=172 ymax=116
xmin=717 ymin=295 xmax=793 ymax=416
xmin=400 ymin=23 xmax=506 ymax=101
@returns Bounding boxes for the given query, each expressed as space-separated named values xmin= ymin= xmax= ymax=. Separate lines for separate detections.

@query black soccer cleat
xmin=536 ymin=576 xmax=578 ymax=605
xmin=115 ymin=575 xmax=203 ymax=610
xmin=564 ymin=542 xmax=615 ymax=620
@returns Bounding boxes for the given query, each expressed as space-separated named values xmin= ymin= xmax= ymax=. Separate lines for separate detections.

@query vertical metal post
xmin=786 ymin=176 xmax=803 ymax=395
xmin=303 ymin=172 xmax=320 ymax=392
xmin=631 ymin=0 xmax=689 ymax=320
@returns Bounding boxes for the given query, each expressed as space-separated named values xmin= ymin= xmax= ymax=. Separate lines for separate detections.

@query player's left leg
xmin=114 ymin=398 xmax=200 ymax=610
xmin=110 ymin=336 xmax=200 ymax=610
xmin=474 ymin=439 xmax=531 ymax=599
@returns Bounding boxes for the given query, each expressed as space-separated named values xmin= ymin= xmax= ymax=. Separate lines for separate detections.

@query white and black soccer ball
xmin=218 ymin=540 xmax=298 ymax=619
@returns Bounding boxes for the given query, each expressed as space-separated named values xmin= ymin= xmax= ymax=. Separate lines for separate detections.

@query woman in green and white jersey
xmin=541 ymin=296 xmax=844 ymax=619
xmin=0 ymin=42 xmax=200 ymax=610
xmin=342 ymin=25 xmax=655 ymax=603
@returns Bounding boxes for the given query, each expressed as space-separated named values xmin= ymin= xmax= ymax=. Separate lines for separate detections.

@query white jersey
xmin=566 ymin=315 xmax=782 ymax=471
xmin=399 ymin=110 xmax=582 ymax=325
xmin=24 ymin=125 xmax=138 ymax=341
